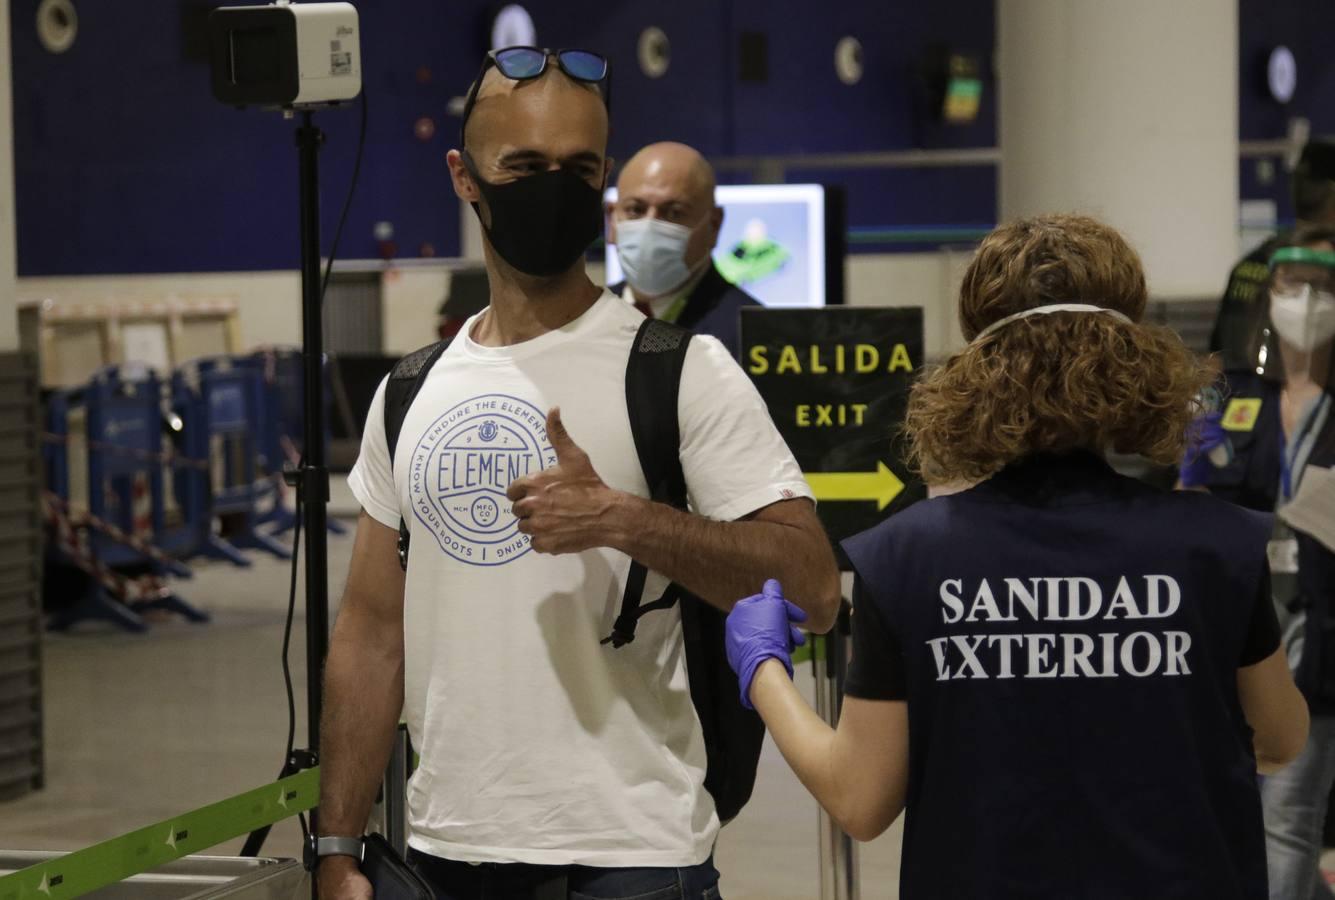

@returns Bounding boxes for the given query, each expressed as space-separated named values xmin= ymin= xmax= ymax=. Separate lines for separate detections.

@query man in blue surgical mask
xmin=607 ymin=142 xmax=759 ymax=354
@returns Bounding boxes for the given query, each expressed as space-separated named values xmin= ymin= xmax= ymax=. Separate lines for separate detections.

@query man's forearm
xmin=603 ymin=493 xmax=840 ymax=630
xmin=318 ymin=612 xmax=405 ymax=837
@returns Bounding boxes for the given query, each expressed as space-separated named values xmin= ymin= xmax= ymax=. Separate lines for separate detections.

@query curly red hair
xmin=905 ymin=214 xmax=1215 ymax=485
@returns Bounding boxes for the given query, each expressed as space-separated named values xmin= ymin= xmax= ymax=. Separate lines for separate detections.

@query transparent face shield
xmin=1252 ymin=246 xmax=1335 ymax=384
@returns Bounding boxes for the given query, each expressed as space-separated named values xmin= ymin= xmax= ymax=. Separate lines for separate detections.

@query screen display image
xmin=605 ymin=183 xmax=828 ymax=308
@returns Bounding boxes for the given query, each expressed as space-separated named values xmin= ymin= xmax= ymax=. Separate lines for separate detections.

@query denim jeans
xmin=1263 ymin=715 xmax=1335 ymax=899
xmin=406 ymin=849 xmax=722 ymax=900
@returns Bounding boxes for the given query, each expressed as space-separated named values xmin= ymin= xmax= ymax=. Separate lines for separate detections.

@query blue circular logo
xmin=408 ymin=394 xmax=553 ymax=566
xmin=470 ymin=496 xmax=499 ymax=527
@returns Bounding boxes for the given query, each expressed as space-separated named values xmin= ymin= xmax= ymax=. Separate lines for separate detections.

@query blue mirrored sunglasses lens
xmin=494 ymin=48 xmax=547 ymax=79
xmin=558 ymin=50 xmax=608 ymax=82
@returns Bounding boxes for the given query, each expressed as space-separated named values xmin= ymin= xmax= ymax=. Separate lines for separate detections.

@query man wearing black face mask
xmin=315 ymin=49 xmax=840 ymax=900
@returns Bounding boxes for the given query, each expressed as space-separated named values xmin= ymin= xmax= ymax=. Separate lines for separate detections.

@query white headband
xmin=972 ymin=303 xmax=1133 ymax=343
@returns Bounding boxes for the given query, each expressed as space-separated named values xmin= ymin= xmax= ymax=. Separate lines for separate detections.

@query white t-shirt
xmin=348 ymin=291 xmax=812 ymax=867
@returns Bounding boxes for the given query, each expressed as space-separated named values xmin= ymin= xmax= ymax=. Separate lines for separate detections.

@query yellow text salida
xmin=748 ymin=343 xmax=914 ymax=376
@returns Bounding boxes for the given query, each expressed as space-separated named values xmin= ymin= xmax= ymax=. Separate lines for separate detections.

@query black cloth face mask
xmin=463 ymin=152 xmax=604 ymax=278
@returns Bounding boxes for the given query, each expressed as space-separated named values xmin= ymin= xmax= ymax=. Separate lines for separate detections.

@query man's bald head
xmin=616 ymin=142 xmax=717 ymax=214
xmin=608 ymin=142 xmax=724 ymax=299
xmin=463 ymin=64 xmax=608 ymax=156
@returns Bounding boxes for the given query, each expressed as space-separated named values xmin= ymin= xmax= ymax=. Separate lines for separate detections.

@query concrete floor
xmin=0 ymin=496 xmax=905 ymax=899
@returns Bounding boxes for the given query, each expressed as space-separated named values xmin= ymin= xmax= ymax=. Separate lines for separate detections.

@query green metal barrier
xmin=0 ymin=636 xmax=836 ymax=899
xmin=0 ymin=768 xmax=318 ymax=900
xmin=791 ymin=632 xmax=831 ymax=667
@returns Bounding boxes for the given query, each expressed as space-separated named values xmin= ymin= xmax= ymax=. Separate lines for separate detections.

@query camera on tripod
xmin=208 ymin=1 xmax=361 ymax=108
xmin=204 ymin=0 xmax=367 ymax=872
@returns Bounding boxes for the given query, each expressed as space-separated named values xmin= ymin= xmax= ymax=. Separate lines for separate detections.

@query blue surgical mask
xmin=615 ymin=217 xmax=696 ymax=297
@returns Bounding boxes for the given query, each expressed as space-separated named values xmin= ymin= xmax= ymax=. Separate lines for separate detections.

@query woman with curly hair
xmin=724 ymin=214 xmax=1310 ymax=898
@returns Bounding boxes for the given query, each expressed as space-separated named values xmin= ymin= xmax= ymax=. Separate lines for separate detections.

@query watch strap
xmin=309 ymin=835 xmax=365 ymax=865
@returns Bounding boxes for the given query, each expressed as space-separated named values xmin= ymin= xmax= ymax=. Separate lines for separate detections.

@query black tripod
xmin=241 ymin=108 xmax=332 ymax=858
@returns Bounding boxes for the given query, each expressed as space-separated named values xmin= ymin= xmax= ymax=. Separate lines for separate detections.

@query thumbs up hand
xmin=508 ymin=407 xmax=618 ymax=555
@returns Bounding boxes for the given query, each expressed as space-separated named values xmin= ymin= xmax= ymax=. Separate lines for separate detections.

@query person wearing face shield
xmin=1180 ymin=227 xmax=1335 ymax=898
xmin=1212 ymin=142 xmax=1335 ymax=372
xmin=313 ymin=47 xmax=840 ymax=900
xmin=607 ymin=143 xmax=758 ymax=355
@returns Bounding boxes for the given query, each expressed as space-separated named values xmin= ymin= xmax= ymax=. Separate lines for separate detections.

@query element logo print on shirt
xmin=409 ymin=394 xmax=555 ymax=566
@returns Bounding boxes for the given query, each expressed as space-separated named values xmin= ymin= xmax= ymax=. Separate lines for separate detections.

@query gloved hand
xmin=726 ymin=579 xmax=808 ymax=710
xmin=1179 ymin=411 xmax=1229 ymax=488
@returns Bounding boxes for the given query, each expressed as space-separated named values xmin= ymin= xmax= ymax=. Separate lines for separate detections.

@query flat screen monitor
xmin=605 ymin=183 xmax=832 ymax=308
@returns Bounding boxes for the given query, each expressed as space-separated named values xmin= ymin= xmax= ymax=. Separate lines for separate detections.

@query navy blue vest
xmin=843 ymin=453 xmax=1274 ymax=899
xmin=1202 ymin=372 xmax=1335 ymax=710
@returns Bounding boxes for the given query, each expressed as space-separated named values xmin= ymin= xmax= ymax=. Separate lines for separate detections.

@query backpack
xmin=381 ymin=318 xmax=765 ymax=823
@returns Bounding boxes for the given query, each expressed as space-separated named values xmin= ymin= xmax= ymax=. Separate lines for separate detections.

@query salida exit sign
xmin=741 ymin=307 xmax=926 ymax=546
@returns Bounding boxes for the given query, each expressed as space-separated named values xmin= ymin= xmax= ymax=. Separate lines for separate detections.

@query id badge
xmin=1268 ymin=537 xmax=1301 ymax=575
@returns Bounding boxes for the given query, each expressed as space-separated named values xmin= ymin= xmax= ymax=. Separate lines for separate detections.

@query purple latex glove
xmin=726 ymin=579 xmax=808 ymax=710
xmin=1179 ymin=411 xmax=1229 ymax=488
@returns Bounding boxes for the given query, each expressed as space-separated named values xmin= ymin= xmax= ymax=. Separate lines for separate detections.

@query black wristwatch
xmin=304 ymin=834 xmax=365 ymax=871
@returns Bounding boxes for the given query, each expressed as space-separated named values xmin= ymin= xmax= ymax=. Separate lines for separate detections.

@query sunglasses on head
xmin=460 ymin=47 xmax=611 ymax=143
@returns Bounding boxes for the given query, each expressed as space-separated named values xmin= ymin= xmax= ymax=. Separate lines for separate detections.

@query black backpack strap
xmin=384 ymin=339 xmax=451 ymax=571
xmin=603 ymin=319 xmax=693 ymax=647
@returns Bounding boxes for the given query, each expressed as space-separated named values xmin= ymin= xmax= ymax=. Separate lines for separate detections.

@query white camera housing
xmin=209 ymin=2 xmax=362 ymax=108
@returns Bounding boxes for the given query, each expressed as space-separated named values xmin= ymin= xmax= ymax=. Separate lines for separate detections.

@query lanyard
xmin=624 ymin=289 xmax=690 ymax=324
xmin=660 ymin=294 xmax=689 ymax=324
xmin=1280 ymin=393 xmax=1331 ymax=501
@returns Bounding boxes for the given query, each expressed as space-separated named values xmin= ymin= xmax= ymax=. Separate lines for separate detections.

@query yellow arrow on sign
xmin=805 ymin=461 xmax=905 ymax=511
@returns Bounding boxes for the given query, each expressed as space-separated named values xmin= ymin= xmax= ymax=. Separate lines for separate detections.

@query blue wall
xmin=1238 ymin=0 xmax=1335 ymax=223
xmin=13 ymin=0 xmax=479 ymax=275
xmin=12 ymin=1 xmax=1330 ymax=276
xmin=12 ymin=0 xmax=996 ymax=275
